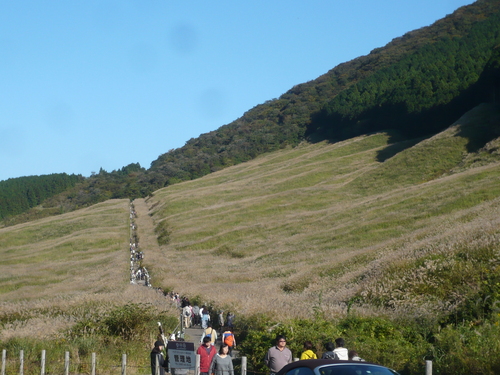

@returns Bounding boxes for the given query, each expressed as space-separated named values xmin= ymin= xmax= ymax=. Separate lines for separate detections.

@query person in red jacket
xmin=196 ymin=336 xmax=217 ymax=375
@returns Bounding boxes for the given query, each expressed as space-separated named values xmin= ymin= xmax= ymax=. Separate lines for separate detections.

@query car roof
xmin=277 ymin=359 xmax=389 ymax=375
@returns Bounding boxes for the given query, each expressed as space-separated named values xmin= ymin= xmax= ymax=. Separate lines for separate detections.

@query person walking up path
xmin=197 ymin=336 xmax=217 ymax=375
xmin=265 ymin=335 xmax=292 ymax=375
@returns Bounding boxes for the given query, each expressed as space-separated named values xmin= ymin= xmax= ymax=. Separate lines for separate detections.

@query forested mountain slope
xmin=0 ymin=174 xmax=82 ymax=220
xmin=147 ymin=0 xmax=500 ymax=187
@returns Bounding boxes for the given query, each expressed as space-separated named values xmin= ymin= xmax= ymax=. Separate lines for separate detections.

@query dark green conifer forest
xmin=0 ymin=174 xmax=82 ymax=219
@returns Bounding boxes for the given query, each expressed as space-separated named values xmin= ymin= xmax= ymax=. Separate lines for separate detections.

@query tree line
xmin=0 ymin=174 xmax=82 ymax=220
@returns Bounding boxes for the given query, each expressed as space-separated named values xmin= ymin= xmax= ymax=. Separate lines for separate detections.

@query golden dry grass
xmin=0 ymin=199 xmax=175 ymax=341
xmin=139 ymin=106 xmax=500 ymax=319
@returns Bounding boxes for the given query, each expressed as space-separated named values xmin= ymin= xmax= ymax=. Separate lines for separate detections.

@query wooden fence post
xmin=195 ymin=353 xmax=200 ymax=375
xmin=91 ymin=353 xmax=96 ymax=375
xmin=1 ymin=349 xmax=6 ymax=375
xmin=241 ymin=356 xmax=247 ymax=375
xmin=64 ymin=351 xmax=69 ymax=375
xmin=19 ymin=350 xmax=24 ymax=375
xmin=425 ymin=360 xmax=432 ymax=375
xmin=40 ymin=350 xmax=46 ymax=375
xmin=122 ymin=354 xmax=127 ymax=375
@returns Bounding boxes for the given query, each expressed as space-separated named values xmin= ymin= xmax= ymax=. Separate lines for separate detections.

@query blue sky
xmin=0 ymin=0 xmax=475 ymax=181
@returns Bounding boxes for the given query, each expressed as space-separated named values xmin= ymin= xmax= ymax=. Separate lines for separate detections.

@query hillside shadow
xmin=454 ymin=103 xmax=500 ymax=153
xmin=306 ymin=58 xmax=500 ymax=160
xmin=376 ymin=136 xmax=424 ymax=162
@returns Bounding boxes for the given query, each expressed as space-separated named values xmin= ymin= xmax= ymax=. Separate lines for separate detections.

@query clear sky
xmin=0 ymin=0 xmax=475 ymax=181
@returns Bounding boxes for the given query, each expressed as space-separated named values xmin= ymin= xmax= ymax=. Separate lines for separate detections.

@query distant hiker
xmin=218 ymin=310 xmax=225 ymax=333
xmin=264 ymin=335 xmax=292 ymax=375
xmin=222 ymin=327 xmax=236 ymax=357
xmin=182 ymin=305 xmax=192 ymax=328
xmin=209 ymin=344 xmax=234 ymax=375
xmin=201 ymin=309 xmax=211 ymax=329
xmin=321 ymin=342 xmax=338 ymax=360
xmin=192 ymin=305 xmax=200 ymax=326
xmin=150 ymin=340 xmax=167 ymax=375
xmin=300 ymin=341 xmax=317 ymax=360
xmin=226 ymin=312 xmax=234 ymax=329
xmin=201 ymin=322 xmax=217 ymax=345
xmin=333 ymin=338 xmax=348 ymax=360
xmin=197 ymin=336 xmax=217 ymax=375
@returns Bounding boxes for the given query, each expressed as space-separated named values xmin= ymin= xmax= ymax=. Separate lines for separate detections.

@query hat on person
xmin=155 ymin=340 xmax=165 ymax=348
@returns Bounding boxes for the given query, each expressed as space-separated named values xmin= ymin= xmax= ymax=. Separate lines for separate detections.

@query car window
xmin=285 ymin=367 xmax=315 ymax=375
xmin=318 ymin=364 xmax=399 ymax=375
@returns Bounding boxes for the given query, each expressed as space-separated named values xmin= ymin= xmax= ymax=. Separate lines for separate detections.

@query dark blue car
xmin=276 ymin=359 xmax=400 ymax=375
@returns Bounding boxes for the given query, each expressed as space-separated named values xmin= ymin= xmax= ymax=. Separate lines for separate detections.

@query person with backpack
xmin=182 ymin=305 xmax=192 ymax=328
xmin=222 ymin=327 xmax=236 ymax=357
xmin=321 ymin=342 xmax=338 ymax=360
xmin=201 ymin=322 xmax=218 ymax=345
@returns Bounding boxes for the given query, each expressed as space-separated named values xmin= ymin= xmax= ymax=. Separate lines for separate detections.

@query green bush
xmin=155 ymin=220 xmax=171 ymax=246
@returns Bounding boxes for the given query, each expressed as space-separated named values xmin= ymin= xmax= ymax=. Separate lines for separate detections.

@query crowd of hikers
xmin=129 ymin=204 xmax=151 ymax=286
xmin=151 ymin=299 xmax=367 ymax=375
xmin=150 ymin=297 xmax=237 ymax=375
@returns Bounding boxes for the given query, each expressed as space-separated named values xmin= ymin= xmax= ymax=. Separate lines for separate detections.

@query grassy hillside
xmin=0 ymin=200 xmax=177 ymax=340
xmin=0 ymin=199 xmax=178 ymax=374
xmin=143 ymin=104 xmax=500 ymax=321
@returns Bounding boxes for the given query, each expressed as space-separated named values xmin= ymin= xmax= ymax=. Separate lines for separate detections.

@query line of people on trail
xmin=129 ymin=203 xmax=152 ymax=286
xmin=265 ymin=335 xmax=365 ymax=375
xmin=181 ymin=300 xmax=234 ymax=332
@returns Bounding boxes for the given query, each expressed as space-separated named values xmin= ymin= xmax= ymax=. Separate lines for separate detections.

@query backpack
xmin=223 ymin=332 xmax=234 ymax=346
xmin=323 ymin=352 xmax=337 ymax=360
xmin=205 ymin=328 xmax=213 ymax=339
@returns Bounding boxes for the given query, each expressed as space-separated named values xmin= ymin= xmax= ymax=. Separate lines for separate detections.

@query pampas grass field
xmin=141 ymin=105 xmax=500 ymax=321
xmin=0 ymin=200 xmax=176 ymax=340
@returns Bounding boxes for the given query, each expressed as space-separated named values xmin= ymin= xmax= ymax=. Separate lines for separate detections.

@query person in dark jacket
xmin=150 ymin=340 xmax=167 ymax=375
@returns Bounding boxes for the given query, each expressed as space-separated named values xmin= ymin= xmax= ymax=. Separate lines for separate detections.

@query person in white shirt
xmin=333 ymin=338 xmax=348 ymax=360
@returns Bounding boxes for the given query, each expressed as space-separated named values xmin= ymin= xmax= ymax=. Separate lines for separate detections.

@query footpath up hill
xmin=141 ymin=103 xmax=500 ymax=321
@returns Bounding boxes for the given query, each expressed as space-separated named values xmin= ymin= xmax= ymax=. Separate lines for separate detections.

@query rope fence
xmin=1 ymin=349 xmax=251 ymax=375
